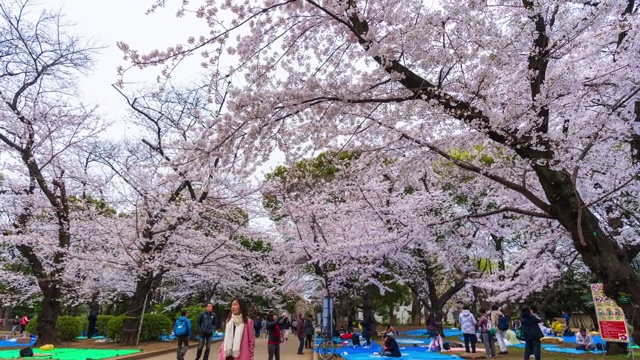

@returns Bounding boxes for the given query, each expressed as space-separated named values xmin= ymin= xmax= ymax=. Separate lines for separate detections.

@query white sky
xmin=48 ymin=0 xmax=210 ymax=138
xmin=43 ymin=0 xmax=282 ymax=228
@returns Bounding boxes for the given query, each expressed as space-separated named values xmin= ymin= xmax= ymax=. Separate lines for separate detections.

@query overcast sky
xmin=48 ymin=0 xmax=209 ymax=138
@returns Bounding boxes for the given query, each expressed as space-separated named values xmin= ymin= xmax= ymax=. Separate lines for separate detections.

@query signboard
xmin=590 ymin=283 xmax=629 ymax=343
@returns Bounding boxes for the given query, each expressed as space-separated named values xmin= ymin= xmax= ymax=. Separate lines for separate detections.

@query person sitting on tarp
xmin=576 ymin=328 xmax=596 ymax=351
xmin=382 ymin=333 xmax=402 ymax=357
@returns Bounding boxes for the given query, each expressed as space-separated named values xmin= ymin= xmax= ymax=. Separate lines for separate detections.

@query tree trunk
xmin=362 ymin=285 xmax=376 ymax=334
xmin=411 ymin=290 xmax=422 ymax=326
xmin=119 ymin=272 xmax=161 ymax=345
xmin=534 ymin=165 xmax=640 ymax=341
xmin=35 ymin=282 xmax=63 ymax=345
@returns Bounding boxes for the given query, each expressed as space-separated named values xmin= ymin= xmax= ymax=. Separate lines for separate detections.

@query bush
xmin=107 ymin=315 xmax=125 ymax=341
xmin=26 ymin=317 xmax=37 ymax=335
xmin=76 ymin=316 xmax=89 ymax=335
xmin=139 ymin=313 xmax=172 ymax=342
xmin=97 ymin=315 xmax=113 ymax=336
xmin=55 ymin=316 xmax=82 ymax=341
xmin=106 ymin=313 xmax=172 ymax=342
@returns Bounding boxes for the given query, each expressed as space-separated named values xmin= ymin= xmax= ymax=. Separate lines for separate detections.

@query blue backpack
xmin=175 ymin=317 xmax=188 ymax=337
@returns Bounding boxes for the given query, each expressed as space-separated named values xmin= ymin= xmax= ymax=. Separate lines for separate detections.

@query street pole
xmin=135 ymin=292 xmax=149 ymax=346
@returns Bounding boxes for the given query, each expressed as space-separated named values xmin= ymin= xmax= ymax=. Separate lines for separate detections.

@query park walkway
xmin=148 ymin=335 xmax=314 ymax=360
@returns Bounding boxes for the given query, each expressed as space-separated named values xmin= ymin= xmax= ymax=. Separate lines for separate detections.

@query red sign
xmin=599 ymin=321 xmax=629 ymax=342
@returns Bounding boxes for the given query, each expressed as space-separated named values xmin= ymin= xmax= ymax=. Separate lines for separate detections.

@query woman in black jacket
xmin=520 ymin=306 xmax=543 ymax=360
xmin=382 ymin=333 xmax=402 ymax=357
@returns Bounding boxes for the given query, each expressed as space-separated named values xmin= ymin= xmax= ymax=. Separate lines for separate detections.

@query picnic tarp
xmin=0 ymin=348 xmax=140 ymax=359
xmin=0 ymin=335 xmax=36 ymax=348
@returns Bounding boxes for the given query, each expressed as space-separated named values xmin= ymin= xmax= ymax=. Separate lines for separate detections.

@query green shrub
xmin=55 ymin=316 xmax=82 ymax=341
xmin=107 ymin=315 xmax=125 ymax=341
xmin=75 ymin=316 xmax=89 ymax=335
xmin=97 ymin=315 xmax=113 ymax=336
xmin=139 ymin=313 xmax=172 ymax=341
xmin=26 ymin=317 xmax=37 ymax=335
xmin=106 ymin=313 xmax=172 ymax=342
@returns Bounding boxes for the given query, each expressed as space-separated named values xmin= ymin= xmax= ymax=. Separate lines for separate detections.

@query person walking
xmin=520 ymin=306 xmax=543 ymax=360
xmin=218 ymin=298 xmax=255 ymax=360
xmin=11 ymin=315 xmax=20 ymax=335
xmin=478 ymin=309 xmax=496 ymax=358
xmin=304 ymin=314 xmax=314 ymax=349
xmin=174 ymin=310 xmax=192 ymax=360
xmin=196 ymin=303 xmax=218 ymax=360
xmin=296 ymin=314 xmax=305 ymax=355
xmin=459 ymin=305 xmax=478 ymax=353
xmin=19 ymin=315 xmax=30 ymax=335
xmin=281 ymin=316 xmax=291 ymax=341
xmin=266 ymin=313 xmax=285 ymax=360
xmin=261 ymin=319 xmax=267 ymax=338
xmin=490 ymin=305 xmax=508 ymax=355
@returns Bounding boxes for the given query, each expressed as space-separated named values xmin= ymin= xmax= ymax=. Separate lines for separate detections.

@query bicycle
xmin=315 ymin=329 xmax=337 ymax=360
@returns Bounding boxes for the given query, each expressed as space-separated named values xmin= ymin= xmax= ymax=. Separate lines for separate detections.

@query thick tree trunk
xmin=119 ymin=272 xmax=161 ymax=345
xmin=362 ymin=285 xmax=376 ymax=335
xmin=534 ymin=166 xmax=640 ymax=342
xmin=411 ymin=290 xmax=422 ymax=326
xmin=35 ymin=281 xmax=63 ymax=345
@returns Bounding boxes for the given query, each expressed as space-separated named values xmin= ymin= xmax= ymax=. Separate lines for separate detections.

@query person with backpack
xmin=196 ymin=303 xmax=218 ymax=360
xmin=478 ymin=309 xmax=496 ymax=358
xmin=490 ymin=304 xmax=509 ymax=355
xmin=174 ymin=310 xmax=192 ymax=360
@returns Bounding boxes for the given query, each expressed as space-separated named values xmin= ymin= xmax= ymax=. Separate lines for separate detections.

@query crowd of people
xmin=172 ymin=302 xmax=317 ymax=360
xmin=170 ymin=302 xmax=601 ymax=360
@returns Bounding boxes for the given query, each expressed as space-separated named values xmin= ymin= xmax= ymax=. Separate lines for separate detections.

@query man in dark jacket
xmin=195 ymin=303 xmax=217 ymax=360
xmin=87 ymin=312 xmax=98 ymax=338
xmin=382 ymin=333 xmax=402 ymax=357
xmin=304 ymin=315 xmax=314 ymax=349
xmin=267 ymin=313 xmax=285 ymax=360
xmin=296 ymin=314 xmax=305 ymax=354
xmin=362 ymin=316 xmax=372 ymax=346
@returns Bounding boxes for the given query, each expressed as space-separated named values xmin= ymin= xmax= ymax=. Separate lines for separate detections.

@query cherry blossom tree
xmin=90 ymin=84 xmax=268 ymax=345
xmin=0 ymin=0 xmax=101 ymax=344
xmin=123 ymin=0 xmax=640 ymax=336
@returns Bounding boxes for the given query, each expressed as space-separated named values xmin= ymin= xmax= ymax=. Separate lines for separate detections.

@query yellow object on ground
xmin=504 ymin=329 xmax=519 ymax=344
xmin=39 ymin=344 xmax=55 ymax=351
xmin=589 ymin=331 xmax=600 ymax=336
xmin=541 ymin=337 xmax=564 ymax=344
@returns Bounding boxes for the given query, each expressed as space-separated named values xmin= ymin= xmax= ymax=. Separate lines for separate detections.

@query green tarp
xmin=0 ymin=347 xmax=140 ymax=359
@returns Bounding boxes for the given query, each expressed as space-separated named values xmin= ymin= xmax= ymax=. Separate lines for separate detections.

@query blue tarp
xmin=396 ymin=338 xmax=431 ymax=345
xmin=0 ymin=336 xmax=37 ymax=348
xmin=399 ymin=329 xmax=462 ymax=338
xmin=542 ymin=345 xmax=604 ymax=355
xmin=341 ymin=348 xmax=460 ymax=360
